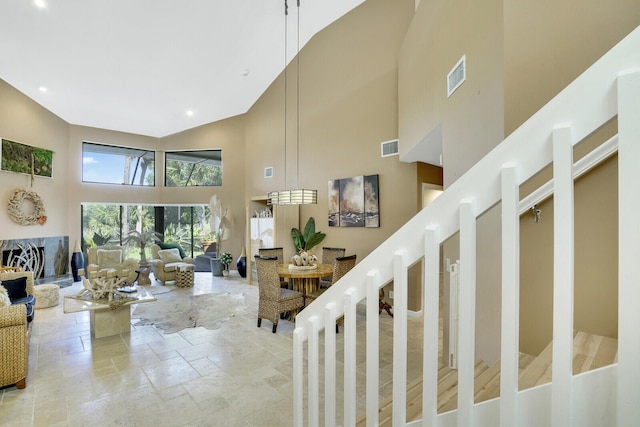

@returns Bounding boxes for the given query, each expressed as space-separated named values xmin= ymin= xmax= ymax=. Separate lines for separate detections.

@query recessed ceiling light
xmin=34 ymin=0 xmax=46 ymax=8
xmin=38 ymin=86 xmax=47 ymax=92
xmin=186 ymin=110 xmax=194 ymax=117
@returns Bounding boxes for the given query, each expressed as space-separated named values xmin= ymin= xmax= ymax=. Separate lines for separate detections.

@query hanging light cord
xmin=296 ymin=0 xmax=301 ymax=190
xmin=283 ymin=0 xmax=288 ymax=190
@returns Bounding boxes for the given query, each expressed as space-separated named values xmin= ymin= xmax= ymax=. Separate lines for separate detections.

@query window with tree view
xmin=82 ymin=142 xmax=155 ymax=186
xmin=81 ymin=203 xmax=212 ymax=261
xmin=165 ymin=150 xmax=222 ymax=187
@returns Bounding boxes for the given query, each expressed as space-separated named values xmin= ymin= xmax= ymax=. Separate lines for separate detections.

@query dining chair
xmin=259 ymin=247 xmax=289 ymax=288
xmin=258 ymin=248 xmax=292 ymax=289
xmin=305 ymin=254 xmax=356 ymax=306
xmin=255 ymin=255 xmax=304 ymax=333
xmin=320 ymin=247 xmax=345 ymax=287
xmin=258 ymin=247 xmax=284 ymax=261
xmin=305 ymin=254 xmax=356 ymax=333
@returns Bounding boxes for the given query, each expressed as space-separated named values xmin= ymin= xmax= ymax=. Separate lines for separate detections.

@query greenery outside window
xmin=82 ymin=142 xmax=155 ymax=186
xmin=81 ymin=203 xmax=211 ymax=261
xmin=165 ymin=150 xmax=222 ymax=187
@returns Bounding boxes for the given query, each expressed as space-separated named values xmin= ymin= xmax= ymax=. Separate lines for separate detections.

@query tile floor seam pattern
xmin=0 ymin=272 xmax=420 ymax=426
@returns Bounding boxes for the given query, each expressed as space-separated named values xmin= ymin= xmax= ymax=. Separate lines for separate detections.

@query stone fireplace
xmin=0 ymin=236 xmax=69 ymax=281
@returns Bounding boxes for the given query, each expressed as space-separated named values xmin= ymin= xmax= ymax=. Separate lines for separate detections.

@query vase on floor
xmin=236 ymin=247 xmax=247 ymax=278
xmin=211 ymin=258 xmax=224 ymax=276
xmin=70 ymin=240 xmax=84 ymax=282
xmin=222 ymin=269 xmax=229 ymax=277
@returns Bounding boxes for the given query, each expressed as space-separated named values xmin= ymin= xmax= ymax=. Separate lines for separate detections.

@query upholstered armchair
xmin=0 ymin=270 xmax=34 ymax=389
xmin=86 ymin=245 xmax=139 ymax=283
xmin=149 ymin=244 xmax=194 ymax=285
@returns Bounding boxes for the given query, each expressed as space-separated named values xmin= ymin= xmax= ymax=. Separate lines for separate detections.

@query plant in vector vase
xmin=123 ymin=230 xmax=162 ymax=264
xmin=219 ymin=252 xmax=233 ymax=275
xmin=291 ymin=217 xmax=326 ymax=267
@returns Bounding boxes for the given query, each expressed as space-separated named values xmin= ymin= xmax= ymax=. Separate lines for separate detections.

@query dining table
xmin=277 ymin=263 xmax=334 ymax=296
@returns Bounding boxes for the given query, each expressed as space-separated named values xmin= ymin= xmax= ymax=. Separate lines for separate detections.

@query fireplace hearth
xmin=0 ymin=236 xmax=69 ymax=281
xmin=3 ymin=244 xmax=45 ymax=278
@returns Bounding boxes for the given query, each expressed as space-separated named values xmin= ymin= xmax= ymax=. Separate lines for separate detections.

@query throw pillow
xmin=0 ymin=285 xmax=11 ymax=307
xmin=157 ymin=242 xmax=186 ymax=259
xmin=158 ymin=248 xmax=182 ymax=263
xmin=1 ymin=277 xmax=28 ymax=301
xmin=97 ymin=249 xmax=123 ymax=268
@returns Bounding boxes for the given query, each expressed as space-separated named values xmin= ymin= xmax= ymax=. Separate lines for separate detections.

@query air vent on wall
xmin=447 ymin=55 xmax=466 ymax=97
xmin=264 ymin=167 xmax=273 ymax=178
xmin=381 ymin=139 xmax=399 ymax=157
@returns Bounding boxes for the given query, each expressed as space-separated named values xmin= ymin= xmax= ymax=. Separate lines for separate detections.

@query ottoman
xmin=175 ymin=263 xmax=195 ymax=288
xmin=34 ymin=283 xmax=60 ymax=309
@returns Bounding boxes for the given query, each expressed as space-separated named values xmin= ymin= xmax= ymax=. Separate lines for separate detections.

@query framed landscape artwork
xmin=328 ymin=174 xmax=379 ymax=228
xmin=0 ymin=138 xmax=53 ymax=178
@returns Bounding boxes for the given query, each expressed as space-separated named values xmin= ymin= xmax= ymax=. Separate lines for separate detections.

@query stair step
xmin=519 ymin=339 xmax=554 ymax=390
xmin=438 ymin=360 xmax=489 ymax=413
xmin=357 ymin=332 xmax=617 ymax=425
xmin=591 ymin=335 xmax=618 ymax=370
xmin=474 ymin=359 xmax=502 ymax=403
xmin=519 ymin=352 xmax=537 ymax=373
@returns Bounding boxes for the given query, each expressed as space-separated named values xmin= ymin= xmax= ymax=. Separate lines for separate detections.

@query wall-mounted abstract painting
xmin=328 ymin=174 xmax=379 ymax=227
xmin=0 ymin=138 xmax=53 ymax=178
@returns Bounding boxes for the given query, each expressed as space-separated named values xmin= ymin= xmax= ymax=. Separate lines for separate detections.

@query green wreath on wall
xmin=7 ymin=188 xmax=47 ymax=226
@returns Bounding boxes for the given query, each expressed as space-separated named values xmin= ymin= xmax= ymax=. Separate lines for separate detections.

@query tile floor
xmin=0 ymin=272 xmax=424 ymax=427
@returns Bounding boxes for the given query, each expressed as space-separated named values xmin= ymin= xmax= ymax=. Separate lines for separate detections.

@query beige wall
xmin=1 ymin=0 xmax=634 ymax=359
xmin=399 ymin=0 xmax=505 ymax=364
xmin=505 ymin=1 xmax=638 ymax=354
xmin=159 ymin=116 xmax=247 ymax=260
xmin=519 ymin=121 xmax=619 ymax=355
xmin=0 ymin=80 xmax=69 ymax=241
xmin=504 ymin=0 xmax=640 ymax=136
xmin=0 ymin=0 xmax=418 ymax=274
xmin=245 ymin=0 xmax=417 ymax=261
xmin=399 ymin=0 xmax=505 ymax=186
xmin=399 ymin=0 xmax=639 ymax=362
xmin=66 ymin=125 xmax=161 ymax=249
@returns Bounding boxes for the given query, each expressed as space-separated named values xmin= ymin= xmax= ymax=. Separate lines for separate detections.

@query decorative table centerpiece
xmin=289 ymin=250 xmax=318 ymax=270
xmin=289 ymin=217 xmax=325 ymax=270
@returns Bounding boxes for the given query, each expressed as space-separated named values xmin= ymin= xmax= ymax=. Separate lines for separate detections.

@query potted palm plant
xmin=291 ymin=217 xmax=326 ymax=254
xmin=123 ymin=230 xmax=162 ymax=264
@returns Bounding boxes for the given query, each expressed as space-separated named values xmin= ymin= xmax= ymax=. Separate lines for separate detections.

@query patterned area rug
xmin=132 ymin=288 xmax=247 ymax=334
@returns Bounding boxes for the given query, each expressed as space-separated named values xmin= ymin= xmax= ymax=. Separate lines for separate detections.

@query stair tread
xmin=519 ymin=339 xmax=554 ymax=390
xmin=358 ymin=332 xmax=617 ymax=425
xmin=592 ymin=335 xmax=618 ymax=369
xmin=474 ymin=359 xmax=502 ymax=402
xmin=438 ymin=360 xmax=488 ymax=413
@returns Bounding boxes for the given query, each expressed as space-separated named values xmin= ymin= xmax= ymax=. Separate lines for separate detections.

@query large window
xmin=83 ymin=142 xmax=155 ymax=186
xmin=165 ymin=150 xmax=222 ymax=187
xmin=81 ymin=203 xmax=211 ymax=261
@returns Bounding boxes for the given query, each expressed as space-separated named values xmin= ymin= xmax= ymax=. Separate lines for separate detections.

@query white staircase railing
xmin=294 ymin=25 xmax=640 ymax=427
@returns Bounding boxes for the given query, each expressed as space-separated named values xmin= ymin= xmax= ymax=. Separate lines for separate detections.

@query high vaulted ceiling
xmin=0 ymin=0 xmax=364 ymax=138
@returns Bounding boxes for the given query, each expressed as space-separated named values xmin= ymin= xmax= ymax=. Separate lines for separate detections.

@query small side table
xmin=176 ymin=263 xmax=195 ymax=287
xmin=137 ymin=263 xmax=151 ymax=285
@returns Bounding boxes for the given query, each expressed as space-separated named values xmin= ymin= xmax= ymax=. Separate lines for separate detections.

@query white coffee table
xmin=63 ymin=286 xmax=156 ymax=339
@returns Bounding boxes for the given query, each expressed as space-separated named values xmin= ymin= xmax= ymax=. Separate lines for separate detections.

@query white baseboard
xmin=408 ymin=309 xmax=423 ymax=318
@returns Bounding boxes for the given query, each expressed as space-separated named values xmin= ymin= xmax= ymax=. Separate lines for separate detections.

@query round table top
xmin=277 ymin=263 xmax=333 ymax=278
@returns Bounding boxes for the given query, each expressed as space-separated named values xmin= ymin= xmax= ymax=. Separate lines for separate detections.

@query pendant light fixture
xmin=268 ymin=0 xmax=317 ymax=206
